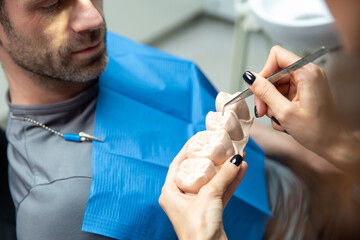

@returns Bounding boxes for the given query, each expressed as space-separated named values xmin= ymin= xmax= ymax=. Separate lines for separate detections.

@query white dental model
xmin=176 ymin=92 xmax=254 ymax=194
xmin=176 ymin=158 xmax=216 ymax=194
xmin=187 ymin=130 xmax=235 ymax=166
xmin=206 ymin=111 xmax=244 ymax=141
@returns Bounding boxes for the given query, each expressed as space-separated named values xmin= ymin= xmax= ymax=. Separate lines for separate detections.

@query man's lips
xmin=72 ymin=41 xmax=102 ymax=55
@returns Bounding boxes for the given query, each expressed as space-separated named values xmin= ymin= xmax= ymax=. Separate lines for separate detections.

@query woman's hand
xmin=159 ymin=143 xmax=247 ymax=240
xmin=244 ymin=46 xmax=360 ymax=174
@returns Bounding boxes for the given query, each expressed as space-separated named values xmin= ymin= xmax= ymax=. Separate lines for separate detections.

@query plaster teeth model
xmin=206 ymin=111 xmax=244 ymax=141
xmin=176 ymin=158 xmax=216 ymax=194
xmin=187 ymin=130 xmax=235 ymax=166
xmin=239 ymin=118 xmax=253 ymax=138
xmin=232 ymin=138 xmax=248 ymax=156
xmin=215 ymin=91 xmax=251 ymax=121
xmin=176 ymin=91 xmax=254 ymax=194
xmin=216 ymin=91 xmax=254 ymax=138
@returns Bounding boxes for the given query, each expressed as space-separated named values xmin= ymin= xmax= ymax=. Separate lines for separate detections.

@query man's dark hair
xmin=0 ymin=0 xmax=13 ymax=36
xmin=0 ymin=0 xmax=4 ymax=18
xmin=0 ymin=0 xmax=5 ymax=46
xmin=0 ymin=0 xmax=6 ymax=24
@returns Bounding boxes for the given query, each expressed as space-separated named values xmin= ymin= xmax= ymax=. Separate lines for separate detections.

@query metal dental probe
xmin=222 ymin=46 xmax=330 ymax=115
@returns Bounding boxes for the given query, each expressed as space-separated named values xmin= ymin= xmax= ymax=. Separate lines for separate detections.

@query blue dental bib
xmin=82 ymin=32 xmax=271 ymax=240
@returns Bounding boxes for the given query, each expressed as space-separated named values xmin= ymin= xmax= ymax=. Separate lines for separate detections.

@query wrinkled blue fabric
xmin=82 ymin=32 xmax=271 ymax=240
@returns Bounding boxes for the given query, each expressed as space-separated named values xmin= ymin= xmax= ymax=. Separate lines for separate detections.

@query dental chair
xmin=0 ymin=128 xmax=17 ymax=240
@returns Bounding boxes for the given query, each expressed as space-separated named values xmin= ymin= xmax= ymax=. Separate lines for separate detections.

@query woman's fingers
xmin=159 ymin=141 xmax=191 ymax=211
xmin=163 ymin=140 xmax=190 ymax=186
xmin=159 ymin=142 xmax=192 ymax=220
xmin=201 ymin=154 xmax=246 ymax=199
xmin=254 ymin=95 xmax=267 ymax=118
xmin=259 ymin=45 xmax=301 ymax=78
xmin=223 ymin=160 xmax=248 ymax=206
xmin=267 ymin=108 xmax=286 ymax=132
xmin=253 ymin=45 xmax=300 ymax=118
xmin=246 ymin=45 xmax=349 ymax=161
xmin=244 ymin=71 xmax=292 ymax=119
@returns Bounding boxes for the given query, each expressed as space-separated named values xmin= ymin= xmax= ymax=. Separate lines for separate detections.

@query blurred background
xmin=1 ymin=0 xmax=359 ymax=131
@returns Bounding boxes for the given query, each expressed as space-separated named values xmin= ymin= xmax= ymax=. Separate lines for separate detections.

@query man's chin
xmin=62 ymin=50 xmax=108 ymax=82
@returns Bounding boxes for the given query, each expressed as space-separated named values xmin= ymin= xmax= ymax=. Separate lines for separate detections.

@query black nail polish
xmin=254 ymin=106 xmax=258 ymax=118
xmin=243 ymin=71 xmax=256 ymax=85
xmin=271 ymin=116 xmax=281 ymax=126
xmin=230 ymin=154 xmax=243 ymax=167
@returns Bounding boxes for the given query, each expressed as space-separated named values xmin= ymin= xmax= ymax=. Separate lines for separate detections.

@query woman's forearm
xmin=250 ymin=122 xmax=340 ymax=175
xmin=320 ymin=128 xmax=360 ymax=177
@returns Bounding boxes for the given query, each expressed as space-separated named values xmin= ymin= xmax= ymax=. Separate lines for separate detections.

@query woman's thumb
xmin=205 ymin=155 xmax=244 ymax=196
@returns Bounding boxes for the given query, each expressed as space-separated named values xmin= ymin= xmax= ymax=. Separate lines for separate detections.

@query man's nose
xmin=70 ymin=0 xmax=104 ymax=33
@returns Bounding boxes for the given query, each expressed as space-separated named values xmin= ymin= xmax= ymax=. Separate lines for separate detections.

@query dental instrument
xmin=222 ymin=46 xmax=330 ymax=115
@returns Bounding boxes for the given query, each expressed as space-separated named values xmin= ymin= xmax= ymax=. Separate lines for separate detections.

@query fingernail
xmin=230 ymin=154 xmax=243 ymax=167
xmin=271 ymin=116 xmax=281 ymax=126
xmin=254 ymin=106 xmax=258 ymax=118
xmin=243 ymin=71 xmax=256 ymax=85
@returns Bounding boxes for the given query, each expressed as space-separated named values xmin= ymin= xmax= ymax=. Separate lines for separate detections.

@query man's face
xmin=0 ymin=0 xmax=107 ymax=82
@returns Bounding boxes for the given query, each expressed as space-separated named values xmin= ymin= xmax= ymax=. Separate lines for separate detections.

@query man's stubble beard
xmin=3 ymin=15 xmax=108 ymax=85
